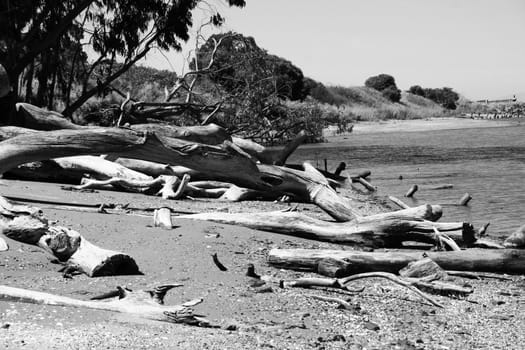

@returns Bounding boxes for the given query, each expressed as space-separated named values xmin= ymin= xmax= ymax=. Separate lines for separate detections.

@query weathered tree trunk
xmin=268 ymin=248 xmax=525 ymax=274
xmin=54 ymin=156 xmax=152 ymax=181
xmin=0 ymin=284 xmax=210 ymax=326
xmin=0 ymin=128 xmax=365 ymax=221
xmin=0 ymin=196 xmax=139 ymax=277
xmin=16 ymin=103 xmax=86 ymax=130
xmin=177 ymin=205 xmax=471 ymax=248
xmin=9 ymin=104 xmax=307 ymax=165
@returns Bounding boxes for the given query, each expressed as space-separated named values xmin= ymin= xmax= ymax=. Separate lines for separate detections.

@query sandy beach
xmin=1 ymin=175 xmax=524 ymax=349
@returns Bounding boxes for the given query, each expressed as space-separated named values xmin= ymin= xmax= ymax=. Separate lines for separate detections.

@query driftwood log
xmin=178 ymin=204 xmax=475 ymax=248
xmin=0 ymin=128 xmax=367 ymax=221
xmin=0 ymin=196 xmax=139 ymax=277
xmin=0 ymin=284 xmax=211 ymax=326
xmin=6 ymin=105 xmax=307 ymax=166
xmin=268 ymin=248 xmax=525 ymax=275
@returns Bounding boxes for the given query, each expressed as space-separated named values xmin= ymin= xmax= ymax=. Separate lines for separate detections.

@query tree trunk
xmin=0 ymin=196 xmax=139 ymax=277
xmin=268 ymin=248 xmax=525 ymax=274
xmin=0 ymin=284 xmax=211 ymax=326
xmin=178 ymin=205 xmax=470 ymax=248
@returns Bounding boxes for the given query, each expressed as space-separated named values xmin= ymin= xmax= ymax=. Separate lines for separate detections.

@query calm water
xmin=289 ymin=125 xmax=525 ymax=237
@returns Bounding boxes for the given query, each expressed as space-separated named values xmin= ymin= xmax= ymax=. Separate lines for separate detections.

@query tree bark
xmin=268 ymin=248 xmax=525 ymax=274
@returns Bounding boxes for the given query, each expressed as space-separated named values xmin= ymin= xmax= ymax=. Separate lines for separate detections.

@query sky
xmin=144 ymin=0 xmax=525 ymax=101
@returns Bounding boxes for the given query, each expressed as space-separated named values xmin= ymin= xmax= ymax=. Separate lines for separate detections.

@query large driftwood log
xmin=0 ymin=196 xmax=139 ymax=277
xmin=6 ymin=105 xmax=307 ymax=165
xmin=0 ymin=284 xmax=211 ymax=326
xmin=16 ymin=103 xmax=87 ymax=130
xmin=268 ymin=248 xmax=525 ymax=275
xmin=178 ymin=204 xmax=473 ymax=248
xmin=0 ymin=128 xmax=365 ymax=221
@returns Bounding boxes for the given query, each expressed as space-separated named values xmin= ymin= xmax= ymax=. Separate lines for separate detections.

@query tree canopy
xmin=364 ymin=74 xmax=401 ymax=103
xmin=0 ymin=0 xmax=245 ymax=123
xmin=193 ymin=32 xmax=306 ymax=101
xmin=409 ymin=85 xmax=459 ymax=109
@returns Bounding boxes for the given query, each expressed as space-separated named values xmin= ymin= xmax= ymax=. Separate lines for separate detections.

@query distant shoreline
xmin=325 ymin=117 xmax=522 ymax=140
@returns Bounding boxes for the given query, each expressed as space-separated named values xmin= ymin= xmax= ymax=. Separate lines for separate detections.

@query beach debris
xmin=280 ymin=272 xmax=443 ymax=308
xmin=333 ymin=162 xmax=346 ymax=176
xmin=246 ymin=263 xmax=261 ymax=279
xmin=503 ymin=224 xmax=525 ymax=248
xmin=268 ymin=248 xmax=525 ymax=275
xmin=0 ymin=195 xmax=139 ymax=277
xmin=459 ymin=193 xmax=472 ymax=206
xmin=0 ymin=236 xmax=7 ymax=251
xmin=177 ymin=205 xmax=473 ymax=248
xmin=0 ymin=284 xmax=212 ymax=326
xmin=478 ymin=222 xmax=490 ymax=236
xmin=212 ymin=252 xmax=228 ymax=271
xmin=405 ymin=184 xmax=418 ymax=197
xmin=388 ymin=195 xmax=410 ymax=209
xmin=153 ymin=207 xmax=173 ymax=229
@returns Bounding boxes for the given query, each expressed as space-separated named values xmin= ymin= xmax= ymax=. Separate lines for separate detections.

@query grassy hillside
xmin=312 ymin=85 xmax=453 ymax=122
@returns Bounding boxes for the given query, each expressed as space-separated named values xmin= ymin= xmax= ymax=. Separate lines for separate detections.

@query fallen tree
xmin=177 ymin=204 xmax=475 ymax=248
xmin=7 ymin=104 xmax=308 ymax=166
xmin=0 ymin=196 xmax=139 ymax=277
xmin=0 ymin=128 xmax=367 ymax=220
xmin=268 ymin=248 xmax=525 ymax=275
xmin=0 ymin=284 xmax=211 ymax=326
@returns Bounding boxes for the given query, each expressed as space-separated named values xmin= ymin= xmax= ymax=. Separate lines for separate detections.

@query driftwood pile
xmin=1 ymin=103 xmax=524 ymax=325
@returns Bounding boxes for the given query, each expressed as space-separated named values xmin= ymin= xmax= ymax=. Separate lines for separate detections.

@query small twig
xmin=433 ymin=227 xmax=461 ymax=251
xmin=338 ymin=272 xmax=443 ymax=308
xmin=388 ymin=195 xmax=410 ymax=209
xmin=308 ymin=294 xmax=352 ymax=310
xmin=446 ymin=270 xmax=512 ymax=281
xmin=212 ymin=253 xmax=228 ymax=271
xmin=246 ymin=264 xmax=261 ymax=279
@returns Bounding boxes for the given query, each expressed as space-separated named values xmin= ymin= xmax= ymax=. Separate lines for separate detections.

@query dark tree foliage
xmin=364 ymin=74 xmax=401 ymax=103
xmin=0 ymin=0 xmax=246 ymax=124
xmin=408 ymin=84 xmax=460 ymax=109
xmin=381 ymin=85 xmax=401 ymax=103
xmin=193 ymin=32 xmax=305 ymax=101
xmin=423 ymin=87 xmax=459 ymax=109
xmin=303 ymin=78 xmax=346 ymax=106
xmin=408 ymin=85 xmax=425 ymax=97
xmin=365 ymin=74 xmax=397 ymax=92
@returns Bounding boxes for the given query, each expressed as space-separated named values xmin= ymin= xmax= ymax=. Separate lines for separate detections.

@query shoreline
xmin=324 ymin=117 xmax=522 ymax=140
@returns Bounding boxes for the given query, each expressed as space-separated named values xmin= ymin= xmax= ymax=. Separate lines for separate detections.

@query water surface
xmin=290 ymin=125 xmax=525 ymax=237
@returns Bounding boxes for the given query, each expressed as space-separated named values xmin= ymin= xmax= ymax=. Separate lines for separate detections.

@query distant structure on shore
xmin=464 ymin=95 xmax=524 ymax=119
xmin=476 ymin=95 xmax=517 ymax=104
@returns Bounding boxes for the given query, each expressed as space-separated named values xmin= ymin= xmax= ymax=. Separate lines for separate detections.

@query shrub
xmin=408 ymin=85 xmax=425 ymax=96
xmin=381 ymin=85 xmax=401 ymax=103
xmin=365 ymin=74 xmax=397 ymax=92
